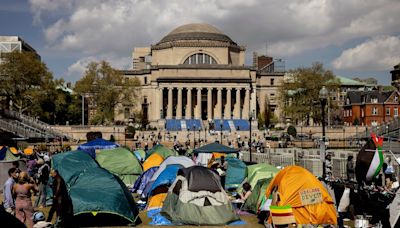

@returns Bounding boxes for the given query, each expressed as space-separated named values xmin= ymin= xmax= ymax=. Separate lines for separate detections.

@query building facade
xmin=116 ymin=23 xmax=284 ymax=129
xmin=0 ymin=36 xmax=40 ymax=62
xmin=343 ymin=90 xmax=400 ymax=126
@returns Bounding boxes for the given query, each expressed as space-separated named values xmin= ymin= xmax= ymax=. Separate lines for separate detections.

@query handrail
xmin=3 ymin=109 xmax=74 ymax=140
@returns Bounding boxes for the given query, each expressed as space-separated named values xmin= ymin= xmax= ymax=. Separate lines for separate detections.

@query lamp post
xmin=81 ymin=94 xmax=85 ymax=126
xmin=343 ymin=127 xmax=345 ymax=148
xmin=220 ymin=119 xmax=223 ymax=144
xmin=249 ymin=110 xmax=255 ymax=162
xmin=319 ymin=86 xmax=328 ymax=179
xmin=204 ymin=126 xmax=207 ymax=143
xmin=193 ymin=126 xmax=196 ymax=149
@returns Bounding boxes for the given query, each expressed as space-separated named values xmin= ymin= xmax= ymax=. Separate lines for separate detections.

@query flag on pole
xmin=355 ymin=133 xmax=384 ymax=182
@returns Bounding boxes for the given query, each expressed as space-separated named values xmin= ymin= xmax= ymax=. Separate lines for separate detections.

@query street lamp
xmin=220 ymin=119 xmax=223 ymax=144
xmin=204 ymin=126 xmax=207 ymax=143
xmin=249 ymin=109 xmax=255 ymax=162
xmin=193 ymin=126 xmax=196 ymax=149
xmin=319 ymin=86 xmax=328 ymax=179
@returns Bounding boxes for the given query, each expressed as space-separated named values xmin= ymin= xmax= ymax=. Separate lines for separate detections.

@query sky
xmin=1 ymin=0 xmax=400 ymax=85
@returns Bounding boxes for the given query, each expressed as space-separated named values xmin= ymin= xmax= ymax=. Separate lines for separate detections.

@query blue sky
xmin=1 ymin=0 xmax=399 ymax=85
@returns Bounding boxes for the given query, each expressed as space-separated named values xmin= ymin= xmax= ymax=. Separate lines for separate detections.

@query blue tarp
xmin=77 ymin=138 xmax=119 ymax=158
xmin=225 ymin=157 xmax=247 ymax=189
xmin=133 ymin=167 xmax=159 ymax=194
xmin=149 ymin=164 xmax=182 ymax=195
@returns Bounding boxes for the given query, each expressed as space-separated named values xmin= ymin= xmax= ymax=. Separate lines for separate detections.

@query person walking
xmin=346 ymin=155 xmax=355 ymax=181
xmin=3 ymin=168 xmax=19 ymax=214
xmin=13 ymin=172 xmax=38 ymax=228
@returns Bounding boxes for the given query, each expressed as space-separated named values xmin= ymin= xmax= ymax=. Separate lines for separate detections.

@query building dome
xmin=157 ymin=23 xmax=236 ymax=45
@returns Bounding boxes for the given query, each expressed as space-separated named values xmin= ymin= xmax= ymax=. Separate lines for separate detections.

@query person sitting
xmin=238 ymin=182 xmax=252 ymax=203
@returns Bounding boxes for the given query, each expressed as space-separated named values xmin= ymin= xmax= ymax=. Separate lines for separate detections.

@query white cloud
xmin=332 ymin=36 xmax=400 ymax=71
xmin=65 ymin=55 xmax=131 ymax=82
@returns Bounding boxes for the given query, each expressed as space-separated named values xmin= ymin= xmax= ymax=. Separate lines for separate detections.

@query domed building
xmin=117 ymin=23 xmax=285 ymax=130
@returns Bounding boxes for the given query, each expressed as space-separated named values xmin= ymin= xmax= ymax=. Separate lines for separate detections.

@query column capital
xmin=168 ymin=87 xmax=173 ymax=90
xmin=177 ymin=87 xmax=183 ymax=91
xmin=207 ymin=87 xmax=213 ymax=91
xmin=196 ymin=87 xmax=203 ymax=91
xmin=226 ymin=87 xmax=233 ymax=91
xmin=245 ymin=87 xmax=251 ymax=91
xmin=217 ymin=87 xmax=223 ymax=91
xmin=187 ymin=87 xmax=193 ymax=91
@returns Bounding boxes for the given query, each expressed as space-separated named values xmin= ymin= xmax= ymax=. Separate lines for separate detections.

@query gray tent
xmin=161 ymin=166 xmax=239 ymax=225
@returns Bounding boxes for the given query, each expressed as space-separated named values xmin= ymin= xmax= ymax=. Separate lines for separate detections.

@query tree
xmin=279 ymin=62 xmax=340 ymax=125
xmin=74 ymin=61 xmax=140 ymax=125
xmin=0 ymin=51 xmax=55 ymax=114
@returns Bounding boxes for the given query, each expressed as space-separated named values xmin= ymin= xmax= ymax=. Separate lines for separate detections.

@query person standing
xmin=3 ymin=168 xmax=18 ymax=214
xmin=13 ymin=172 xmax=37 ymax=228
xmin=34 ymin=159 xmax=50 ymax=208
xmin=346 ymin=155 xmax=355 ymax=181
xmin=47 ymin=169 xmax=73 ymax=227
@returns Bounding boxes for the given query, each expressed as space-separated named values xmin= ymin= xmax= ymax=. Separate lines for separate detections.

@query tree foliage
xmin=74 ymin=61 xmax=140 ymax=125
xmin=0 ymin=51 xmax=54 ymax=113
xmin=279 ymin=62 xmax=340 ymax=125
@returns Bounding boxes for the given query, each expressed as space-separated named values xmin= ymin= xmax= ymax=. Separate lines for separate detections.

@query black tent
xmin=193 ymin=142 xmax=238 ymax=154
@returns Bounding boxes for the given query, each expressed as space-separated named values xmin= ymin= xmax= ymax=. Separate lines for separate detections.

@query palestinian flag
xmin=355 ymin=133 xmax=384 ymax=182
xmin=269 ymin=205 xmax=296 ymax=225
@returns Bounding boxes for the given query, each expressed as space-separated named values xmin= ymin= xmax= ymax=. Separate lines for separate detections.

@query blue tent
xmin=148 ymin=164 xmax=182 ymax=195
xmin=77 ymin=138 xmax=119 ymax=158
xmin=133 ymin=167 xmax=159 ymax=195
xmin=225 ymin=157 xmax=247 ymax=189
xmin=0 ymin=146 xmax=7 ymax=160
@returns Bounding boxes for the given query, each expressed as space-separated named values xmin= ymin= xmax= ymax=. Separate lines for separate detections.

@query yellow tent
xmin=143 ymin=153 xmax=164 ymax=172
xmin=147 ymin=193 xmax=168 ymax=210
xmin=265 ymin=165 xmax=337 ymax=225
xmin=23 ymin=147 xmax=34 ymax=156
xmin=9 ymin=147 xmax=18 ymax=155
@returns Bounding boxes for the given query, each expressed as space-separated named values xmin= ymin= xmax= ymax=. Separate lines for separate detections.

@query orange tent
xmin=265 ymin=166 xmax=337 ymax=225
xmin=147 ymin=193 xmax=168 ymax=210
xmin=143 ymin=153 xmax=164 ymax=172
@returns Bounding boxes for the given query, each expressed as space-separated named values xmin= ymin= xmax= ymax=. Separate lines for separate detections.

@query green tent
xmin=225 ymin=157 xmax=247 ymax=189
xmin=5 ymin=149 xmax=20 ymax=161
xmin=96 ymin=148 xmax=143 ymax=186
xmin=146 ymin=144 xmax=177 ymax=159
xmin=52 ymin=151 xmax=140 ymax=226
xmin=242 ymin=178 xmax=272 ymax=213
xmin=238 ymin=163 xmax=278 ymax=193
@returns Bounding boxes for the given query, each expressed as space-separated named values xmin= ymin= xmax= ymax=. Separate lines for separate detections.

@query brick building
xmin=343 ymin=90 xmax=400 ymax=126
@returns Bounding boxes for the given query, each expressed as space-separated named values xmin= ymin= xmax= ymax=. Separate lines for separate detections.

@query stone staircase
xmin=1 ymin=109 xmax=75 ymax=141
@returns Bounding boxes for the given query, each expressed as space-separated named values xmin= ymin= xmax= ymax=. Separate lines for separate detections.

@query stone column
xmin=177 ymin=87 xmax=182 ymax=119
xmin=243 ymin=87 xmax=250 ymax=119
xmin=186 ymin=88 xmax=192 ymax=119
xmin=167 ymin=87 xmax=173 ymax=119
xmin=217 ymin=88 xmax=222 ymax=119
xmin=225 ymin=88 xmax=232 ymax=119
xmin=207 ymin=88 xmax=212 ymax=120
xmin=196 ymin=88 xmax=202 ymax=119
xmin=159 ymin=87 xmax=163 ymax=119
xmin=235 ymin=88 xmax=241 ymax=119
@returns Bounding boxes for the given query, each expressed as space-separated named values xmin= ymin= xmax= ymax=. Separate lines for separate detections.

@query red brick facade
xmin=343 ymin=91 xmax=400 ymax=126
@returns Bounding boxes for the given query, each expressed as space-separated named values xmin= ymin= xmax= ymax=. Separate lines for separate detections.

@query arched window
xmin=183 ymin=53 xmax=217 ymax=65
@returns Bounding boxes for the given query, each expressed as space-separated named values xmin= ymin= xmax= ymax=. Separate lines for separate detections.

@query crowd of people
xmin=2 ymin=148 xmax=72 ymax=228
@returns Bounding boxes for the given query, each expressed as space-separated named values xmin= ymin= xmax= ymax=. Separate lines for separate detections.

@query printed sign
xmin=299 ymin=188 xmax=323 ymax=206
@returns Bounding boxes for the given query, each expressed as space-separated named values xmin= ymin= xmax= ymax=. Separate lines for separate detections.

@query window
xmin=395 ymin=108 xmax=398 ymax=117
xmin=144 ymin=77 xmax=147 ymax=85
xmin=144 ymin=97 xmax=148 ymax=104
xmin=372 ymin=107 xmax=378 ymax=115
xmin=350 ymin=110 xmax=352 ymax=116
xmin=183 ymin=53 xmax=217 ymax=65
xmin=361 ymin=109 xmax=364 ymax=117
xmin=270 ymin=78 xmax=275 ymax=86
xmin=386 ymin=108 xmax=390 ymax=115
xmin=395 ymin=96 xmax=398 ymax=102
xmin=371 ymin=97 xmax=378 ymax=103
